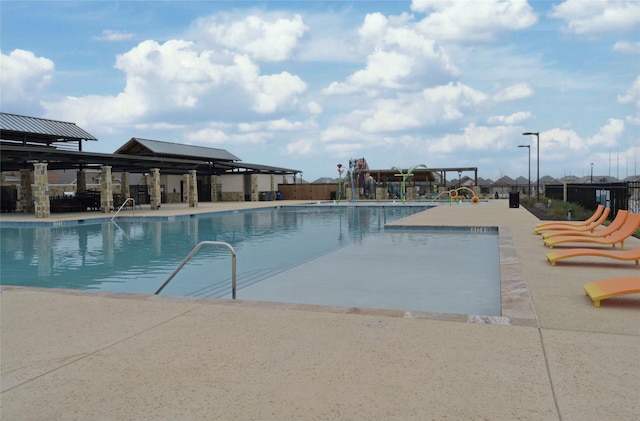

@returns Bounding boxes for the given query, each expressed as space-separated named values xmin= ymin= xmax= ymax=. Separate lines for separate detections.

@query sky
xmin=1 ymin=0 xmax=639 ymax=183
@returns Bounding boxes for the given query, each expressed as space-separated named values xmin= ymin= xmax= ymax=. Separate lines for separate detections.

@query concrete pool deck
xmin=1 ymin=200 xmax=639 ymax=420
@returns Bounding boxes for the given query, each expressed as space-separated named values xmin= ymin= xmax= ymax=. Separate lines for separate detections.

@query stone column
xmin=18 ymin=169 xmax=33 ymax=213
xmin=188 ymin=170 xmax=198 ymax=207
xmin=270 ymin=175 xmax=276 ymax=199
xmin=100 ymin=165 xmax=113 ymax=213
xmin=121 ymin=172 xmax=130 ymax=201
xmin=183 ymin=174 xmax=190 ymax=203
xmin=251 ymin=174 xmax=259 ymax=201
xmin=150 ymin=168 xmax=161 ymax=210
xmin=33 ymin=163 xmax=50 ymax=218
xmin=210 ymin=175 xmax=218 ymax=202
xmin=76 ymin=170 xmax=87 ymax=194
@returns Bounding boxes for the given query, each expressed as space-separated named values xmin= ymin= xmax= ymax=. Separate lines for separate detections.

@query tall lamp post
xmin=590 ymin=162 xmax=594 ymax=183
xmin=522 ymin=132 xmax=540 ymax=201
xmin=518 ymin=145 xmax=531 ymax=197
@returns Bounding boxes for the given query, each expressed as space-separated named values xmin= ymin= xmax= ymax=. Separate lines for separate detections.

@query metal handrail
xmin=154 ymin=241 xmax=237 ymax=298
xmin=111 ymin=197 xmax=135 ymax=222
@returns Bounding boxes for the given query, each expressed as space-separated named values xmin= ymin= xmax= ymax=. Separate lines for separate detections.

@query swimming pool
xmin=0 ymin=206 xmax=501 ymax=315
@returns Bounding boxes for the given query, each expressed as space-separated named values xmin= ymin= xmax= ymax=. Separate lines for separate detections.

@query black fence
xmin=545 ymin=182 xmax=635 ymax=219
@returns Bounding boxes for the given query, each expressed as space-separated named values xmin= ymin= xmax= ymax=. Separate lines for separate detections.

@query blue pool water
xmin=0 ymin=206 xmax=501 ymax=315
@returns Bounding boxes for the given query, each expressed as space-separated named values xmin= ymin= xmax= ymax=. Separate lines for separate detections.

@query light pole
xmin=458 ymin=170 xmax=462 ymax=188
xmin=522 ymin=132 xmax=540 ymax=201
xmin=590 ymin=162 xmax=594 ymax=183
xmin=518 ymin=145 xmax=531 ymax=197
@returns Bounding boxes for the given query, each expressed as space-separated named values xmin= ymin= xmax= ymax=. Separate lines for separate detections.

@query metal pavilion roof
xmin=0 ymin=112 xmax=97 ymax=144
xmin=115 ymin=138 xmax=241 ymax=162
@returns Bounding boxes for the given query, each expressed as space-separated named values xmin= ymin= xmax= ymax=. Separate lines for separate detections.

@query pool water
xmin=0 ymin=206 xmax=501 ymax=315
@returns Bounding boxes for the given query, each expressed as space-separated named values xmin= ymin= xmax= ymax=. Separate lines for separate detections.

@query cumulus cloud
xmin=549 ymin=0 xmax=640 ymax=36
xmin=618 ymin=76 xmax=640 ymax=124
xmin=487 ymin=111 xmax=531 ymax=125
xmin=324 ymin=12 xmax=459 ymax=96
xmin=184 ymin=127 xmax=230 ymax=144
xmin=613 ymin=41 xmax=640 ymax=54
xmin=285 ymin=138 xmax=315 ymax=156
xmin=356 ymin=82 xmax=487 ymax=132
xmin=42 ymin=37 xmax=307 ymax=129
xmin=192 ymin=13 xmax=308 ymax=62
xmin=411 ymin=0 xmax=537 ymax=42
xmin=585 ymin=118 xmax=625 ymax=147
xmin=93 ymin=29 xmax=135 ymax=41
xmin=0 ymin=49 xmax=54 ymax=105
xmin=427 ymin=124 xmax=523 ymax=154
xmin=493 ymin=83 xmax=534 ymax=102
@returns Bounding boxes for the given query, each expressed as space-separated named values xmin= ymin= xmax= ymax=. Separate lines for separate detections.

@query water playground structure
xmin=334 ymin=159 xmax=479 ymax=204
xmin=392 ymin=164 xmax=427 ymax=204
xmin=348 ymin=158 xmax=375 ymax=201
xmin=446 ymin=186 xmax=481 ymax=205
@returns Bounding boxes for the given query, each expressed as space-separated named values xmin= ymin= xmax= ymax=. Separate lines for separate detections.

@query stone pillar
xmin=33 ymin=163 xmax=50 ymax=218
xmin=251 ymin=174 xmax=259 ymax=202
xmin=18 ymin=169 xmax=33 ymax=213
xmin=76 ymin=170 xmax=87 ymax=194
xmin=188 ymin=170 xmax=198 ymax=207
xmin=407 ymin=187 xmax=417 ymax=201
xmin=100 ymin=165 xmax=113 ymax=213
xmin=210 ymin=175 xmax=218 ymax=202
xmin=121 ymin=172 xmax=130 ymax=200
xmin=183 ymin=174 xmax=190 ymax=203
xmin=150 ymin=168 xmax=161 ymax=210
xmin=270 ymin=175 xmax=276 ymax=198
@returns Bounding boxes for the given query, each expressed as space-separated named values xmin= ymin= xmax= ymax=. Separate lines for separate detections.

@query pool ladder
xmin=111 ymin=198 xmax=136 ymax=222
xmin=155 ymin=241 xmax=238 ymax=299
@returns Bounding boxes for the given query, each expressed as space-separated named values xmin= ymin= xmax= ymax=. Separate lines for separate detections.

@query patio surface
xmin=1 ymin=200 xmax=639 ymax=420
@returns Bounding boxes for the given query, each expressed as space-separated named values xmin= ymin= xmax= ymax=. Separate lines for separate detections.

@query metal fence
xmin=545 ymin=182 xmax=633 ymax=219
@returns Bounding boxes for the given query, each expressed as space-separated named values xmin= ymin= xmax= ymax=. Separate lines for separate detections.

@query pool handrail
xmin=111 ymin=197 xmax=136 ymax=222
xmin=154 ymin=241 xmax=237 ymax=298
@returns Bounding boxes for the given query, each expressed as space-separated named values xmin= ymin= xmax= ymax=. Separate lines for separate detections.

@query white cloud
xmin=320 ymin=125 xmax=365 ymax=142
xmin=324 ymin=12 xmax=459 ymax=96
xmin=427 ymin=124 xmax=521 ymax=153
xmin=487 ymin=111 xmax=531 ymax=125
xmin=357 ymin=82 xmax=487 ymax=132
xmin=251 ymin=71 xmax=307 ymax=113
xmin=93 ymin=29 xmax=135 ymax=41
xmin=493 ymin=83 xmax=533 ymax=102
xmin=42 ymin=38 xmax=307 ymax=129
xmin=184 ymin=127 xmax=230 ymax=144
xmin=411 ymin=0 xmax=537 ymax=42
xmin=618 ymin=76 xmax=640 ymax=124
xmin=305 ymin=101 xmax=323 ymax=115
xmin=192 ymin=13 xmax=308 ymax=62
xmin=0 ymin=49 xmax=54 ymax=104
xmin=613 ymin=41 xmax=640 ymax=54
xmin=586 ymin=118 xmax=625 ymax=147
xmin=285 ymin=138 xmax=315 ymax=156
xmin=549 ymin=0 xmax=640 ymax=36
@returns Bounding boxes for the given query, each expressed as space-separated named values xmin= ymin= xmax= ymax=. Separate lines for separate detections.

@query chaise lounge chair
xmin=539 ymin=207 xmax=611 ymax=238
xmin=583 ymin=277 xmax=640 ymax=307
xmin=543 ymin=212 xmax=640 ymax=249
xmin=546 ymin=246 xmax=640 ymax=266
xmin=534 ymin=204 xmax=605 ymax=233
xmin=542 ymin=210 xmax=628 ymax=243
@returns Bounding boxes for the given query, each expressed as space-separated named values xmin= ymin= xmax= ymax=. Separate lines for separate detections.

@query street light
xmin=518 ymin=145 xmax=531 ymax=197
xmin=590 ymin=162 xmax=594 ymax=183
xmin=522 ymin=132 xmax=540 ymax=201
xmin=458 ymin=170 xmax=462 ymax=188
